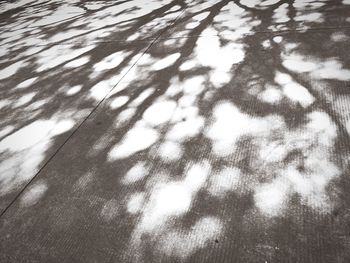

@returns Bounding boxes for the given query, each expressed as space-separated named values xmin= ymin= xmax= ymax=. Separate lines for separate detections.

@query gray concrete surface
xmin=0 ymin=0 xmax=350 ymax=262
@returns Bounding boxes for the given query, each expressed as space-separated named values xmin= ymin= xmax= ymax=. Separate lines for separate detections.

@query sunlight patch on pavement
xmin=143 ymin=100 xmax=177 ymax=126
xmin=195 ymin=34 xmax=245 ymax=87
xmin=134 ymin=161 xmax=211 ymax=232
xmin=126 ymin=160 xmax=222 ymax=260
xmin=122 ymin=162 xmax=149 ymax=185
xmin=151 ymin=53 xmax=181 ymax=71
xmin=0 ymin=61 xmax=28 ymax=80
xmin=159 ymin=217 xmax=223 ymax=260
xmin=93 ymin=51 xmax=131 ymax=72
xmin=65 ymin=85 xmax=82 ymax=96
xmin=15 ymin=77 xmax=38 ymax=90
xmin=127 ymin=192 xmax=145 ymax=214
xmin=13 ymin=92 xmax=37 ymax=108
xmin=0 ymin=117 xmax=75 ymax=195
xmin=20 ymin=181 xmax=48 ymax=207
xmin=258 ymin=85 xmax=283 ymax=104
xmin=283 ymin=53 xmax=350 ymax=81
xmin=101 ymin=199 xmax=120 ymax=222
xmin=208 ymin=167 xmax=241 ymax=197
xmin=64 ymin=56 xmax=90 ymax=68
xmin=157 ymin=140 xmax=183 ymax=162
xmin=36 ymin=45 xmax=95 ymax=72
xmin=109 ymin=96 xmax=129 ymax=109
xmin=275 ymin=72 xmax=315 ymax=108
xmin=108 ymin=123 xmax=159 ymax=160
xmin=206 ymin=101 xmax=280 ymax=156
xmin=254 ymin=111 xmax=339 ymax=216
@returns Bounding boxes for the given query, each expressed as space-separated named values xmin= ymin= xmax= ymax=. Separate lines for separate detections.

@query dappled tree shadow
xmin=0 ymin=0 xmax=186 ymax=210
xmin=1 ymin=0 xmax=350 ymax=262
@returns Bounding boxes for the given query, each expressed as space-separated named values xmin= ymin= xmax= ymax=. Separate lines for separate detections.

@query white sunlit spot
xmin=346 ymin=120 xmax=350 ymax=135
xmin=208 ymin=167 xmax=241 ymax=197
xmin=283 ymin=82 xmax=315 ymax=107
xmin=20 ymin=182 xmax=48 ymax=207
xmin=259 ymin=86 xmax=282 ymax=104
xmin=254 ymin=177 xmax=290 ymax=217
xmin=152 ymin=53 xmax=181 ymax=71
xmin=143 ymin=100 xmax=177 ymax=126
xmin=14 ymin=92 xmax=36 ymax=108
xmin=16 ymin=77 xmax=38 ymax=89
xmin=273 ymin=3 xmax=289 ymax=23
xmin=274 ymin=72 xmax=314 ymax=107
xmin=184 ymin=162 xmax=211 ymax=191
xmin=93 ymin=51 xmax=129 ymax=71
xmin=89 ymin=78 xmax=117 ymax=101
xmin=127 ymin=32 xmax=140 ymax=41
xmin=183 ymin=76 xmax=205 ymax=95
xmin=193 ymin=12 xmax=210 ymax=21
xmin=64 ymin=56 xmax=90 ymax=68
xmin=159 ymin=217 xmax=223 ymax=259
xmin=36 ymin=45 xmax=95 ymax=72
xmin=195 ymin=36 xmax=244 ymax=87
xmin=166 ymin=115 xmax=204 ymax=141
xmin=165 ymin=76 xmax=182 ymax=97
xmin=207 ymin=101 xmax=285 ymax=156
xmin=101 ymin=199 xmax=119 ymax=221
xmin=260 ymin=0 xmax=280 ymax=6
xmin=306 ymin=111 xmax=337 ymax=146
xmin=122 ymin=162 xmax=149 ymax=184
xmin=0 ymin=126 xmax=14 ymax=138
xmin=312 ymin=59 xmax=350 ymax=81
xmin=0 ymin=120 xmax=70 ymax=152
xmin=66 ymin=85 xmax=82 ymax=96
xmin=273 ymin=36 xmax=283 ymax=43
xmin=32 ymin=8 xmax=83 ymax=27
xmin=51 ymin=119 xmax=75 ymax=136
xmin=186 ymin=21 xmax=200 ymax=29
xmin=178 ymin=94 xmax=196 ymax=107
xmin=283 ymin=53 xmax=350 ymax=81
xmin=137 ymin=161 xmax=210 ymax=232
xmin=282 ymin=54 xmax=318 ymax=73
xmin=0 ymin=61 xmax=27 ymax=80
xmin=295 ymin=12 xmax=323 ymax=23
xmin=108 ymin=124 xmax=159 ymax=160
xmin=57 ymin=18 xmax=85 ymax=33
xmin=130 ymin=88 xmax=155 ymax=107
xmin=127 ymin=192 xmax=145 ymax=214
xmin=110 ymin=96 xmax=129 ymax=109
xmin=0 ymin=117 xmax=75 ymax=195
xmin=157 ymin=140 xmax=183 ymax=161
xmin=262 ymin=40 xmax=271 ymax=48
xmin=284 ymin=164 xmax=336 ymax=209
xmin=179 ymin=60 xmax=197 ymax=71
xmin=274 ymin=71 xmax=292 ymax=84
xmin=142 ymin=183 xmax=192 ymax=230
xmin=331 ymin=32 xmax=349 ymax=42
xmin=114 ymin=108 xmax=136 ymax=127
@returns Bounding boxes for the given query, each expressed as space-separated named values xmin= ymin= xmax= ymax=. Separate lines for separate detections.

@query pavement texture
xmin=0 ymin=0 xmax=350 ymax=262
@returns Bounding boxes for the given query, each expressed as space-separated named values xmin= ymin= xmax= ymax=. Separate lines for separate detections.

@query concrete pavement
xmin=1 ymin=0 xmax=350 ymax=262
